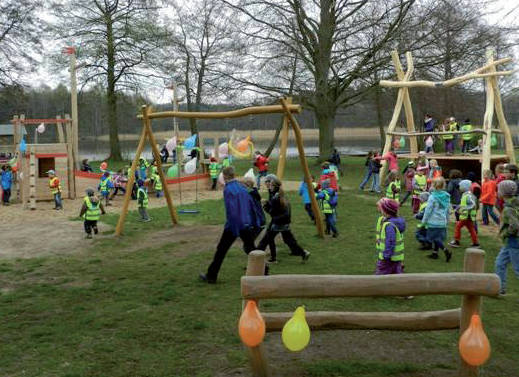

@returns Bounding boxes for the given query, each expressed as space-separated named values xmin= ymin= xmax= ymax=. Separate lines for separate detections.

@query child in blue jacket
xmin=298 ymin=176 xmax=316 ymax=222
xmin=1 ymin=165 xmax=13 ymax=205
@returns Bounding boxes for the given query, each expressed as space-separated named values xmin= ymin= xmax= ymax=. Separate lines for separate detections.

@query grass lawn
xmin=0 ymin=157 xmax=518 ymax=377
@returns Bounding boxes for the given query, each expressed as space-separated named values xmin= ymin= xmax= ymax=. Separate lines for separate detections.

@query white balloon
xmin=37 ymin=123 xmax=45 ymax=133
xmin=166 ymin=137 xmax=177 ymax=155
xmin=218 ymin=142 xmax=228 ymax=158
xmin=184 ymin=157 xmax=197 ymax=174
xmin=218 ymin=172 xmax=225 ymax=186
xmin=244 ymin=168 xmax=255 ymax=181
xmin=425 ymin=136 xmax=434 ymax=147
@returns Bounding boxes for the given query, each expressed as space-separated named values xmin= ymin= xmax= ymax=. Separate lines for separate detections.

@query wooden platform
xmin=398 ymin=153 xmax=509 ymax=161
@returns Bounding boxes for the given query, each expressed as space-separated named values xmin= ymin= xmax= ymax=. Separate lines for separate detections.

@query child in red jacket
xmin=254 ymin=151 xmax=269 ymax=189
xmin=481 ymin=169 xmax=500 ymax=226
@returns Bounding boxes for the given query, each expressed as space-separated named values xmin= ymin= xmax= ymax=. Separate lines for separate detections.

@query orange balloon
xmin=459 ymin=314 xmax=491 ymax=366
xmin=239 ymin=300 xmax=265 ymax=347
xmin=236 ymin=137 xmax=250 ymax=153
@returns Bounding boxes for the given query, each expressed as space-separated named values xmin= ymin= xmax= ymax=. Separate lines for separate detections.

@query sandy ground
xmin=0 ymin=177 xmax=300 ymax=259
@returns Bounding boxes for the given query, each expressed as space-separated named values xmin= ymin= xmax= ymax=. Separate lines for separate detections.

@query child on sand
xmin=449 ymin=180 xmax=480 ymax=248
xmin=1 ymin=165 xmax=13 ymax=205
xmin=110 ymin=169 xmax=127 ymax=199
xmin=299 ymin=176 xmax=316 ymax=222
xmin=414 ymin=191 xmax=430 ymax=250
xmin=47 ymin=170 xmax=63 ymax=210
xmin=209 ymin=157 xmax=222 ymax=190
xmin=79 ymin=188 xmax=106 ymax=239
xmin=98 ymin=171 xmax=114 ymax=207
xmin=481 ymin=169 xmax=500 ymax=226
xmin=375 ymin=198 xmax=406 ymax=275
xmin=422 ymin=177 xmax=452 ymax=261
xmin=137 ymin=179 xmax=151 ymax=222
xmin=494 ymin=180 xmax=519 ymax=296
xmin=152 ymin=172 xmax=163 ymax=198
xmin=317 ymin=179 xmax=338 ymax=237
xmin=385 ymin=171 xmax=401 ymax=201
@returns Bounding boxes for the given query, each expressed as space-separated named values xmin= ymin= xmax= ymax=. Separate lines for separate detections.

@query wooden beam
xmin=380 ymin=70 xmax=515 ymax=88
xmin=263 ymin=309 xmax=461 ymax=332
xmin=244 ymin=251 xmax=270 ymax=377
xmin=65 ymin=117 xmax=76 ymax=200
xmin=459 ymin=248 xmax=486 ymax=377
xmin=56 ymin=115 xmax=65 ymax=143
xmin=280 ymin=98 xmax=324 ymax=238
xmin=241 ymin=273 xmax=500 ymax=300
xmin=387 ymin=129 xmax=500 ymax=137
xmin=276 ymin=99 xmax=291 ymax=179
xmin=481 ymin=49 xmax=496 ymax=175
xmin=142 ymin=104 xmax=302 ymax=120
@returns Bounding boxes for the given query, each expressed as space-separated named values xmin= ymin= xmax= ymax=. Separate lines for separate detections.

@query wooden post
xmin=56 ymin=115 xmax=65 ymax=143
xmin=115 ymin=107 xmax=150 ymax=236
xmin=12 ymin=115 xmax=19 ymax=153
xmin=392 ymin=51 xmax=418 ymax=154
xmin=142 ymin=105 xmax=178 ymax=225
xmin=280 ymin=98 xmax=325 ymax=238
xmin=459 ymin=248 xmax=486 ymax=377
xmin=65 ymin=115 xmax=76 ymax=199
xmin=244 ymin=250 xmax=270 ymax=377
xmin=481 ymin=49 xmax=495 ymax=176
xmin=276 ymin=98 xmax=291 ymax=179
xmin=69 ymin=49 xmax=80 ymax=169
xmin=29 ymin=149 xmax=36 ymax=210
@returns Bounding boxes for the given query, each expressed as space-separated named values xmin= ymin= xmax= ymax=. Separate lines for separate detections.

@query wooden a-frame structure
xmin=115 ymin=99 xmax=324 ymax=238
xmin=379 ymin=48 xmax=516 ymax=182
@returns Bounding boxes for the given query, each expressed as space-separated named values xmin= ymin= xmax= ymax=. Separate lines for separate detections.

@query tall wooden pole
xmin=276 ymin=98 xmax=291 ymax=179
xmin=280 ymin=98 xmax=324 ymax=238
xmin=69 ymin=48 xmax=80 ymax=170
xmin=481 ymin=49 xmax=495 ymax=176
xmin=459 ymin=248 xmax=486 ymax=377
xmin=65 ymin=114 xmax=76 ymax=199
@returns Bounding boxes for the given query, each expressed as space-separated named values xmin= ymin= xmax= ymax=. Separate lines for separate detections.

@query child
xmin=1 ymin=165 xmax=13 ymax=205
xmin=359 ymin=151 xmax=374 ymax=191
xmin=461 ymin=119 xmax=473 ymax=154
xmin=449 ymin=179 xmax=479 ymax=248
xmin=110 ymin=169 xmax=127 ymax=198
xmin=137 ymin=179 xmax=151 ymax=222
xmin=370 ymin=153 xmax=382 ymax=193
xmin=209 ymin=157 xmax=222 ymax=190
xmin=257 ymin=174 xmax=310 ymax=263
xmin=412 ymin=167 xmax=427 ymax=214
xmin=428 ymin=159 xmax=442 ymax=180
xmin=149 ymin=161 xmax=159 ymax=189
xmin=98 ymin=171 xmax=114 ymax=206
xmin=375 ymin=147 xmax=398 ymax=173
xmin=319 ymin=162 xmax=338 ymax=191
xmin=495 ymin=163 xmax=507 ymax=212
xmin=494 ymin=180 xmax=519 ymax=296
xmin=375 ymin=198 xmax=406 ymax=275
xmin=385 ymin=171 xmax=401 ymax=201
xmin=400 ymin=161 xmax=415 ymax=205
xmin=138 ymin=157 xmax=150 ymax=180
xmin=414 ymin=191 xmax=431 ymax=250
xmin=81 ymin=159 xmax=93 ymax=172
xmin=317 ymin=179 xmax=338 ymax=237
xmin=242 ymin=177 xmax=266 ymax=239
xmin=47 ymin=170 xmax=63 ymax=210
xmin=442 ymin=117 xmax=457 ymax=155
xmin=447 ymin=169 xmax=462 ymax=219
xmin=416 ymin=151 xmax=429 ymax=177
xmin=422 ymin=177 xmax=452 ymax=261
xmin=481 ymin=169 xmax=500 ymax=226
xmin=253 ymin=151 xmax=269 ymax=189
xmin=152 ymin=172 xmax=163 ymax=198
xmin=79 ymin=188 xmax=106 ymax=239
xmin=298 ymin=176 xmax=316 ymax=222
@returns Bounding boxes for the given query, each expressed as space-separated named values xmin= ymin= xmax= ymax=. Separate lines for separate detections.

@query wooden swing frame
xmin=115 ymin=99 xmax=325 ymax=238
xmin=379 ymin=48 xmax=516 ymax=182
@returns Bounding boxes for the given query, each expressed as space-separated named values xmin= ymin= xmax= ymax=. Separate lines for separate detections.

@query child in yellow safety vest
xmin=412 ymin=167 xmax=427 ymax=214
xmin=47 ymin=170 xmax=63 ymax=210
xmin=317 ymin=179 xmax=338 ymax=237
xmin=414 ymin=191 xmax=430 ymax=250
xmin=137 ymin=179 xmax=151 ymax=222
xmin=385 ymin=171 xmax=401 ymax=201
xmin=442 ymin=117 xmax=457 ymax=155
xmin=449 ymin=180 xmax=479 ymax=248
xmin=209 ymin=157 xmax=222 ymax=190
xmin=375 ymin=198 xmax=406 ymax=276
xmin=79 ymin=188 xmax=106 ymax=239
xmin=152 ymin=173 xmax=163 ymax=198
xmin=98 ymin=171 xmax=114 ymax=207
xmin=461 ymin=119 xmax=473 ymax=154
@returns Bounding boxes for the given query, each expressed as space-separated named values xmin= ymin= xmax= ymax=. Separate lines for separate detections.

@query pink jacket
xmin=377 ymin=152 xmax=398 ymax=172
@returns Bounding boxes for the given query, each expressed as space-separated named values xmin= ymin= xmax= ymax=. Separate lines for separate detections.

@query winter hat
xmin=467 ymin=172 xmax=477 ymax=182
xmin=504 ymin=164 xmax=518 ymax=174
xmin=459 ymin=179 xmax=472 ymax=193
xmin=264 ymin=174 xmax=281 ymax=188
xmin=498 ymin=180 xmax=517 ymax=197
xmin=137 ymin=179 xmax=144 ymax=187
xmin=419 ymin=191 xmax=430 ymax=202
xmin=377 ymin=198 xmax=399 ymax=217
xmin=86 ymin=188 xmax=95 ymax=196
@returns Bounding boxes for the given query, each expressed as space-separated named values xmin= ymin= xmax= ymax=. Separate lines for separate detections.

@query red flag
xmin=62 ymin=46 xmax=76 ymax=55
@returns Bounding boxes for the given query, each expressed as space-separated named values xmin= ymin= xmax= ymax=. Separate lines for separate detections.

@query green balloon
xmin=167 ymin=164 xmax=179 ymax=178
xmin=491 ymin=134 xmax=497 ymax=147
xmin=399 ymin=136 xmax=406 ymax=148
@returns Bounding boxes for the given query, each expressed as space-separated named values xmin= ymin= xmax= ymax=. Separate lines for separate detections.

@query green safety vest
xmin=84 ymin=196 xmax=101 ymax=221
xmin=443 ymin=123 xmax=457 ymax=140
xmin=138 ymin=187 xmax=149 ymax=208
xmin=150 ymin=165 xmax=158 ymax=176
xmin=376 ymin=216 xmax=384 ymax=247
xmin=459 ymin=192 xmax=477 ymax=221
xmin=209 ymin=163 xmax=221 ymax=178
xmin=461 ymin=124 xmax=473 ymax=141
xmin=222 ymin=158 xmax=230 ymax=168
xmin=153 ymin=174 xmax=162 ymax=191
xmin=377 ymin=221 xmax=405 ymax=262
xmin=413 ymin=175 xmax=427 ymax=195
xmin=416 ymin=201 xmax=428 ymax=229
xmin=99 ymin=177 xmax=111 ymax=192
xmin=319 ymin=190 xmax=333 ymax=214
xmin=386 ymin=179 xmax=400 ymax=201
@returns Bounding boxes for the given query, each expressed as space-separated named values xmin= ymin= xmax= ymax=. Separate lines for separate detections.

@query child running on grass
xmin=414 ymin=192 xmax=430 ymax=250
xmin=449 ymin=179 xmax=479 ymax=248
xmin=375 ymin=198 xmax=406 ymax=275
xmin=422 ymin=177 xmax=452 ymax=261
xmin=317 ymin=179 xmax=338 ymax=238
xmin=359 ymin=151 xmax=374 ymax=191
xmin=137 ymin=179 xmax=151 ymax=222
xmin=79 ymin=188 xmax=106 ymax=239
xmin=481 ymin=169 xmax=500 ymax=226
xmin=298 ymin=176 xmax=316 ymax=222
xmin=494 ymin=180 xmax=519 ymax=296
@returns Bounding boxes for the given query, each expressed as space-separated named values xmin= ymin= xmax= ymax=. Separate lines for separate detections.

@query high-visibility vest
xmin=99 ymin=177 xmax=111 ymax=193
xmin=209 ymin=163 xmax=221 ymax=178
xmin=319 ymin=190 xmax=333 ymax=214
xmin=461 ymin=124 xmax=473 ymax=141
xmin=49 ymin=177 xmax=61 ymax=194
xmin=138 ymin=187 xmax=149 ymax=208
xmin=222 ymin=158 xmax=230 ymax=168
xmin=83 ymin=196 xmax=101 ymax=221
xmin=153 ymin=174 xmax=162 ymax=191
xmin=150 ymin=165 xmax=158 ymax=176
xmin=413 ymin=175 xmax=427 ymax=195
xmin=377 ymin=221 xmax=405 ymax=262
xmin=443 ymin=122 xmax=457 ymax=140
xmin=376 ymin=216 xmax=384 ymax=249
xmin=386 ymin=180 xmax=400 ymax=201
xmin=459 ymin=192 xmax=477 ymax=221
xmin=417 ymin=201 xmax=428 ymax=229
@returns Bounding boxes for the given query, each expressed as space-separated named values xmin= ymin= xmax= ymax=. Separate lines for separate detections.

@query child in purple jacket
xmin=375 ymin=198 xmax=406 ymax=275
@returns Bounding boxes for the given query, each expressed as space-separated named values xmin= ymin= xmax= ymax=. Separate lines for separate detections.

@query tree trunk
xmin=315 ymin=104 xmax=335 ymax=160
xmin=264 ymin=118 xmax=284 ymax=157
xmin=106 ymin=14 xmax=122 ymax=160
xmin=375 ymin=79 xmax=385 ymax=150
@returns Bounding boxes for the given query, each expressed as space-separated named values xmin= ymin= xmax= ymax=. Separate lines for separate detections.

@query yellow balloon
xmin=282 ymin=306 xmax=310 ymax=352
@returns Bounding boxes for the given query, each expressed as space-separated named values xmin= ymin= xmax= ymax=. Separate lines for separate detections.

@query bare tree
xmin=51 ymin=0 xmax=165 ymax=160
